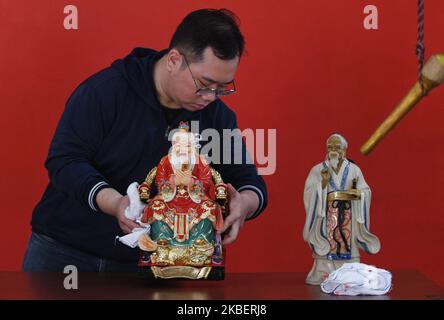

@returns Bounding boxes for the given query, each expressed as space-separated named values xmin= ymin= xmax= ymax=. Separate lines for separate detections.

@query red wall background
xmin=1 ymin=0 xmax=444 ymax=287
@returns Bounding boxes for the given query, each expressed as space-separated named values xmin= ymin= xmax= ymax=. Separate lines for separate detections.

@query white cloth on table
xmin=320 ymin=263 xmax=392 ymax=296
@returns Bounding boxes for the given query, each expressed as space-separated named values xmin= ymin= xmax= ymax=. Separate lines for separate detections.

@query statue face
xmin=170 ymin=131 xmax=198 ymax=171
xmin=327 ymin=136 xmax=346 ymax=161
xmin=172 ymin=132 xmax=195 ymax=158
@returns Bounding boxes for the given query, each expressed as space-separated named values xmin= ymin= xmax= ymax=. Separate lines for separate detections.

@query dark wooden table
xmin=0 ymin=270 xmax=443 ymax=300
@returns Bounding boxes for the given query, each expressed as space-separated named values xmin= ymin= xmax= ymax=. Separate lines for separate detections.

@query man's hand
xmin=219 ymin=184 xmax=259 ymax=245
xmin=114 ymin=195 xmax=140 ymax=234
xmin=96 ymin=188 xmax=140 ymax=234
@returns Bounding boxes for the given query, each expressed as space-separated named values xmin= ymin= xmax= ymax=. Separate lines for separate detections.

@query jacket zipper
xmin=164 ymin=125 xmax=170 ymax=139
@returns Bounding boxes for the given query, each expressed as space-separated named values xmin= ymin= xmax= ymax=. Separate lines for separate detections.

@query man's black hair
xmin=169 ymin=8 xmax=244 ymax=62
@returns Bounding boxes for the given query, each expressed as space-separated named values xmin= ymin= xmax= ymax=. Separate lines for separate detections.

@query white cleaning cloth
xmin=117 ymin=225 xmax=150 ymax=248
xmin=116 ymin=182 xmax=149 ymax=248
xmin=124 ymin=182 xmax=146 ymax=221
xmin=320 ymin=263 xmax=392 ymax=296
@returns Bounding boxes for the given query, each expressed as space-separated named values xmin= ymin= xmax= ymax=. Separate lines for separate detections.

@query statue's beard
xmin=170 ymin=152 xmax=196 ymax=171
xmin=328 ymin=152 xmax=341 ymax=170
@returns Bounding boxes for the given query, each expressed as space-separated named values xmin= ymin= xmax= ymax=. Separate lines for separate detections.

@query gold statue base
xmin=151 ymin=266 xmax=212 ymax=279
xmin=138 ymin=264 xmax=224 ymax=280
xmin=137 ymin=247 xmax=226 ymax=280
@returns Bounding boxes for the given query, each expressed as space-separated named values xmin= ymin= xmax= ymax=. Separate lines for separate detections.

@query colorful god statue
xmin=137 ymin=122 xmax=228 ymax=279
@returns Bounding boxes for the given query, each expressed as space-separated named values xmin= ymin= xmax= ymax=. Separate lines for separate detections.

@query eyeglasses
xmin=181 ymin=53 xmax=237 ymax=97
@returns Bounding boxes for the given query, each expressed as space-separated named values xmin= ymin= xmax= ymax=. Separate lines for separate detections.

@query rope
xmin=416 ymin=0 xmax=427 ymax=96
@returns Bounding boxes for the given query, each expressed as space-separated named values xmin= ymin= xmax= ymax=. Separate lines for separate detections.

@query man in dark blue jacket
xmin=23 ymin=8 xmax=268 ymax=272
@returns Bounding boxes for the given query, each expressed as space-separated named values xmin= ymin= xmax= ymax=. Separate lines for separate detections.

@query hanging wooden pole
xmin=360 ymin=1 xmax=444 ymax=155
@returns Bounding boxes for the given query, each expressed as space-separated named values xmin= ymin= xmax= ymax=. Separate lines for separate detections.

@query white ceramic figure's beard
xmin=170 ymin=152 xmax=196 ymax=171
xmin=328 ymin=152 xmax=340 ymax=170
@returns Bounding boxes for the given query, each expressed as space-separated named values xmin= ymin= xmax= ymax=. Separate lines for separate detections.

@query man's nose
xmin=201 ymin=92 xmax=217 ymax=103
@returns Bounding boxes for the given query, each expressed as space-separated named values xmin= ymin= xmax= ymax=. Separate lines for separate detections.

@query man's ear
xmin=167 ymin=49 xmax=182 ymax=73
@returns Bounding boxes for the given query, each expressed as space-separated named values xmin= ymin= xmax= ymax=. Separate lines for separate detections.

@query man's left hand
xmin=219 ymin=184 xmax=259 ymax=245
